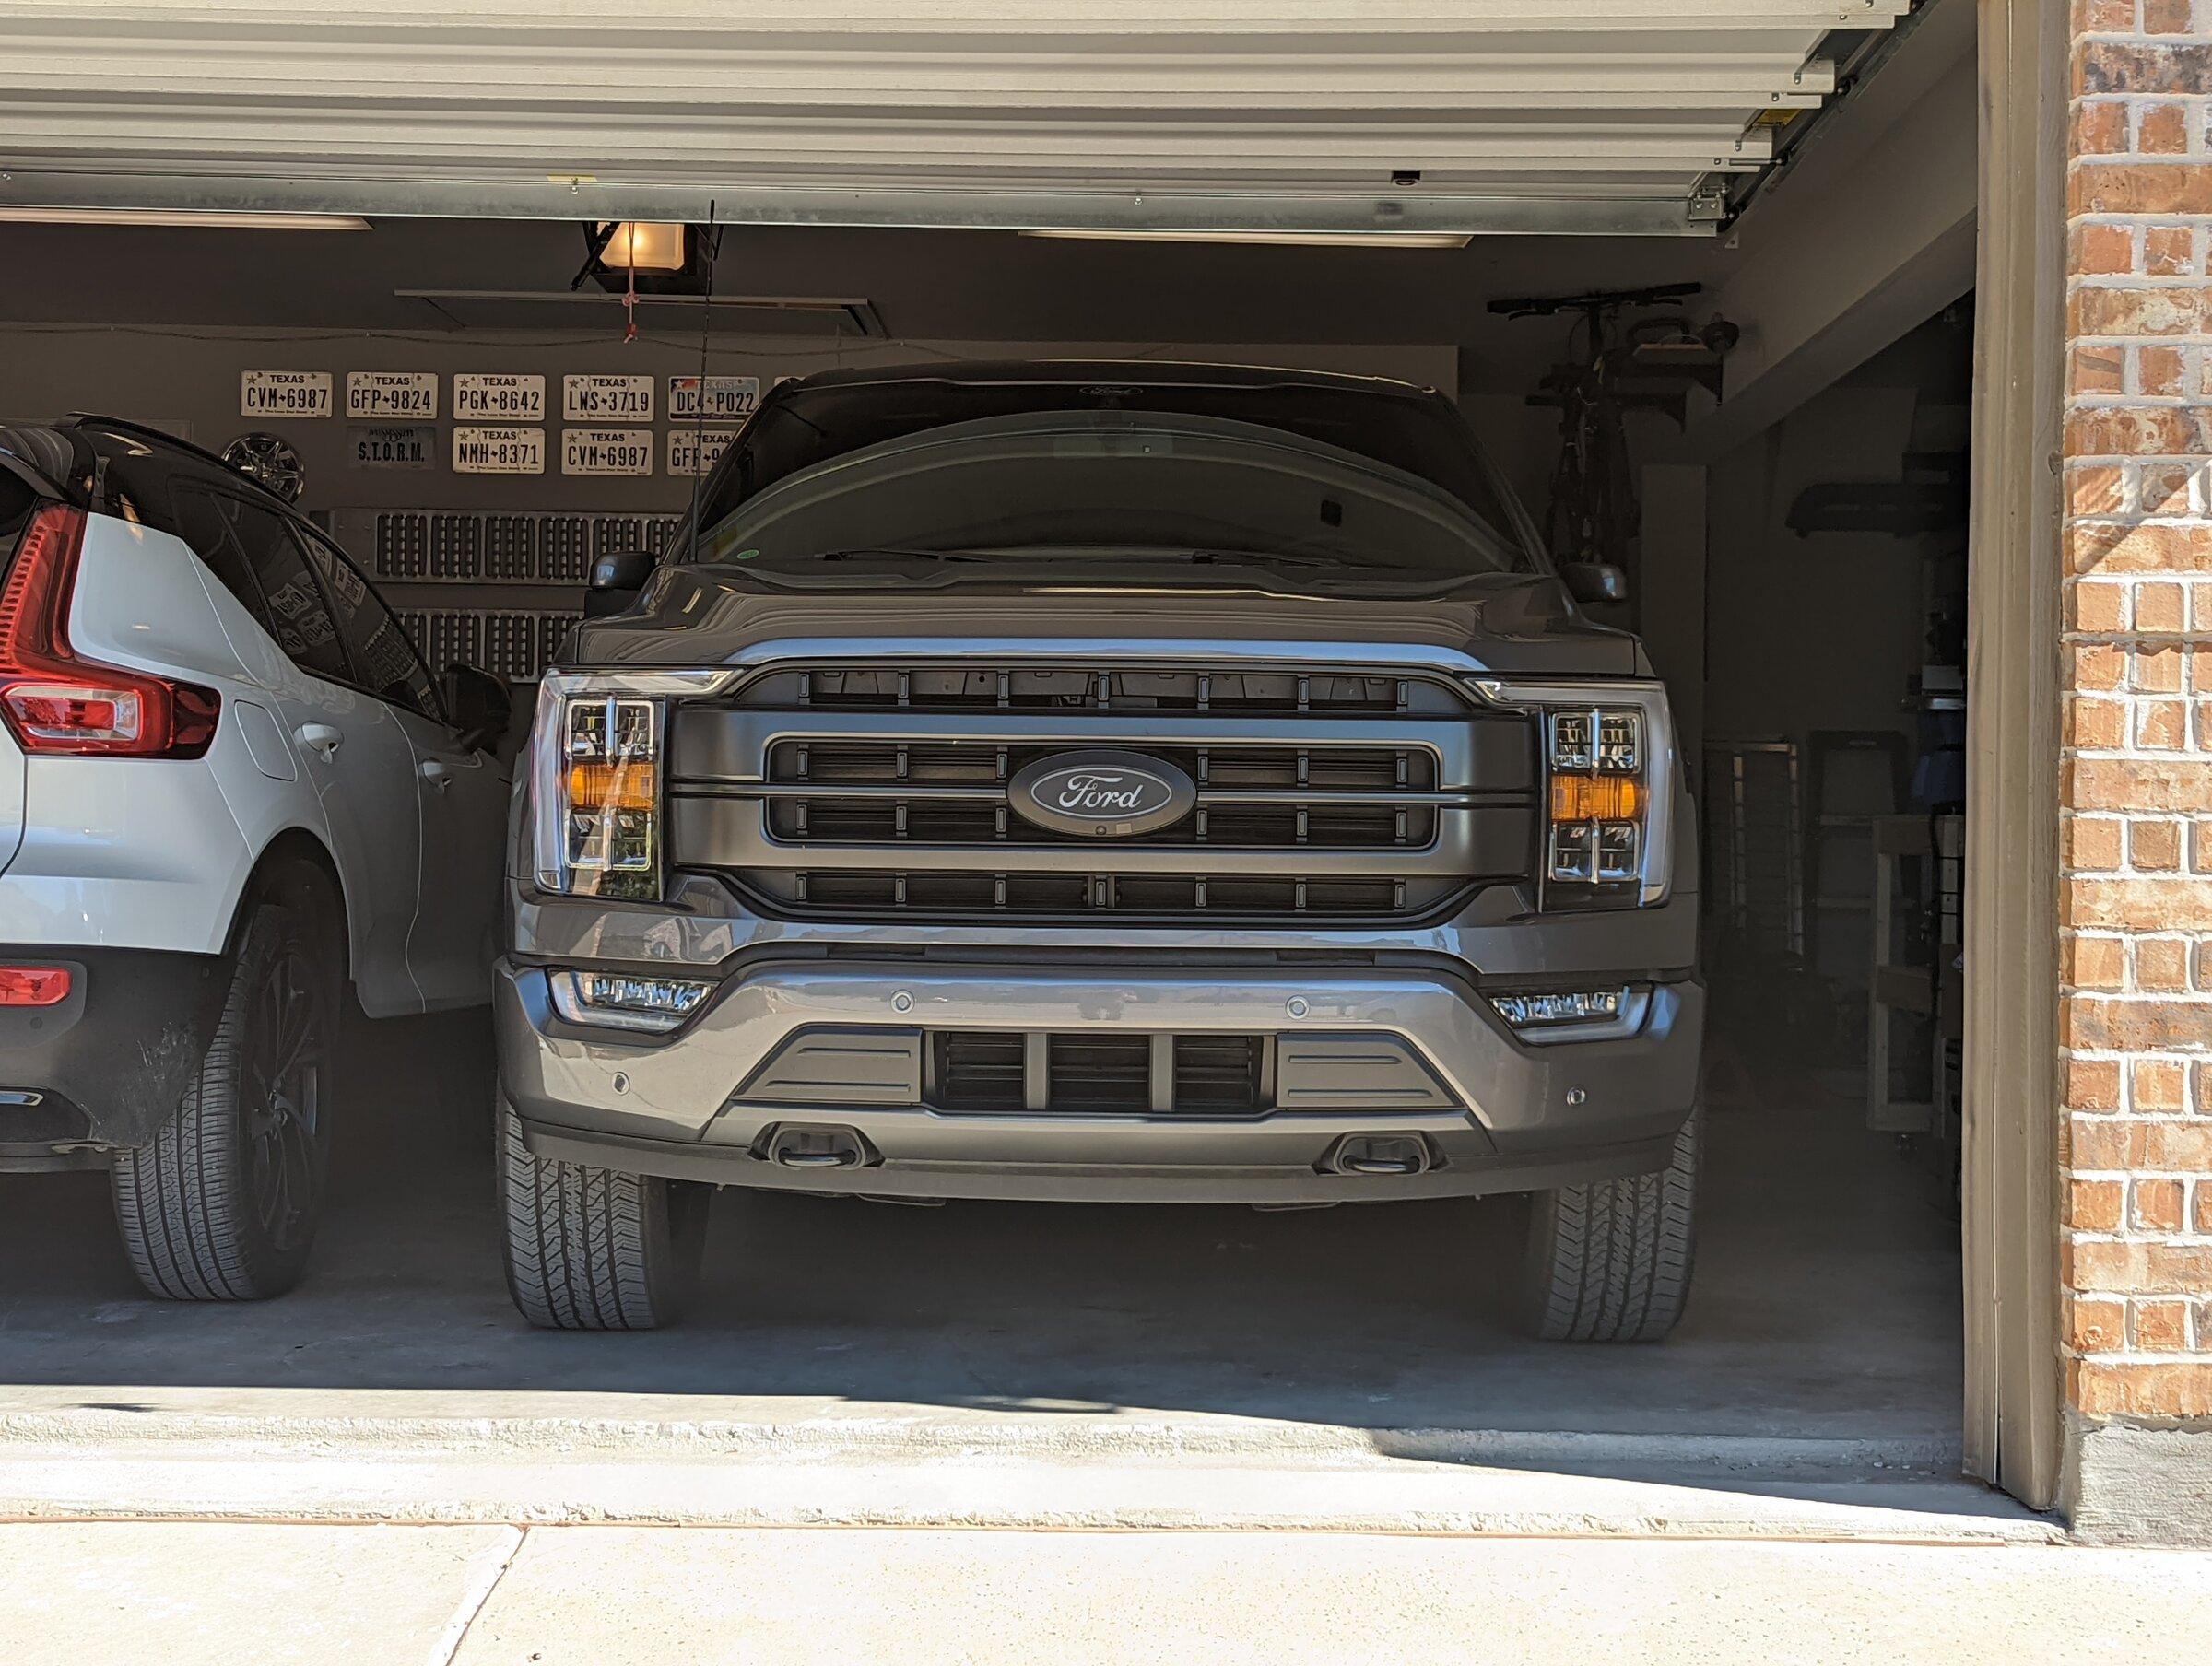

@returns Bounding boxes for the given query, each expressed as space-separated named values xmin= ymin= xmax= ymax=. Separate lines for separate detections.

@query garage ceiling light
xmin=1020 ymin=229 xmax=1473 ymax=249
xmin=596 ymin=221 xmax=689 ymax=272
xmin=0 ymin=207 xmax=370 ymax=231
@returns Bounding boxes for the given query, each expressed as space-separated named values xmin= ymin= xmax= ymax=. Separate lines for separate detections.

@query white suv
xmin=0 ymin=419 xmax=511 ymax=1299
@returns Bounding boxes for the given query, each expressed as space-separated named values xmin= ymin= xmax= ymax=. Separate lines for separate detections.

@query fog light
xmin=549 ymin=969 xmax=713 ymax=1034
xmin=1488 ymin=988 xmax=1627 ymax=1029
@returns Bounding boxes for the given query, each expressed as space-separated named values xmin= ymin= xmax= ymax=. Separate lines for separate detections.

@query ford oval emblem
xmin=1008 ymin=749 xmax=1196 ymax=838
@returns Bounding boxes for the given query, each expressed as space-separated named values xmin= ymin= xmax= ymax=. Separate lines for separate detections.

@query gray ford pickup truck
xmin=494 ymin=361 xmax=1703 ymax=1341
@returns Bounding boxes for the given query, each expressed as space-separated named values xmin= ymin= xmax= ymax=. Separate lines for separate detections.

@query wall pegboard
xmin=326 ymin=506 xmax=675 ymax=684
xmin=329 ymin=508 xmax=684 ymax=586
xmin=398 ymin=608 xmax=581 ymax=684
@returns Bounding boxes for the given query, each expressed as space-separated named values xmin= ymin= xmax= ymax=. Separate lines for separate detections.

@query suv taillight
xmin=0 ymin=505 xmax=219 ymax=758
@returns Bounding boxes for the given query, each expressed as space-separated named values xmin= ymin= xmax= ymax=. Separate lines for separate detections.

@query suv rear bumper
xmin=0 ymin=944 xmax=229 ymax=1168
xmin=498 ymin=957 xmax=1703 ymax=1205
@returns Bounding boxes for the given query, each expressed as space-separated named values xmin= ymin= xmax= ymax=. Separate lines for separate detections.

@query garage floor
xmin=0 ymin=1011 xmax=1961 ymax=1464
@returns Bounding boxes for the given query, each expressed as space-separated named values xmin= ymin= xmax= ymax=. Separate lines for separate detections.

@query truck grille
xmin=666 ymin=658 xmax=1536 ymax=925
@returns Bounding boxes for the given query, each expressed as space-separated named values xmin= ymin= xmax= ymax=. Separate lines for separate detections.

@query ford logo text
xmin=1007 ymin=749 xmax=1196 ymax=838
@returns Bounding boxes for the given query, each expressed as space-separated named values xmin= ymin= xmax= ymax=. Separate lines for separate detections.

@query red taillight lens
xmin=0 ymin=966 xmax=71 ymax=1006
xmin=0 ymin=505 xmax=219 ymax=758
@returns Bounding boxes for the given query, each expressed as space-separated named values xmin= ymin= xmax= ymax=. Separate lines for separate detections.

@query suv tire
xmin=111 ymin=900 xmax=335 ymax=1300
xmin=1514 ymin=1106 xmax=1699 ymax=1343
xmin=497 ymin=1095 xmax=709 ymax=1330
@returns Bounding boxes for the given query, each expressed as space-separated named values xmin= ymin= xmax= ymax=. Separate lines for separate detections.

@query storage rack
xmin=1865 ymin=812 xmax=1964 ymax=1134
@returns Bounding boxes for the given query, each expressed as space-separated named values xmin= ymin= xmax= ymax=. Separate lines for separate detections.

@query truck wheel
xmin=1514 ymin=1107 xmax=1700 ymax=1343
xmin=497 ymin=1094 xmax=709 ymax=1330
xmin=111 ymin=901 xmax=334 ymax=1300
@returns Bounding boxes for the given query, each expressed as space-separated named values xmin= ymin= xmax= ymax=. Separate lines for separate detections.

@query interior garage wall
xmin=0 ymin=326 xmax=1458 ymax=520
xmin=1704 ymin=322 xmax=1970 ymax=756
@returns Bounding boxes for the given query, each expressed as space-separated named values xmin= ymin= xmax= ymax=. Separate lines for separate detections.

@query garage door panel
xmin=0 ymin=1 xmax=1903 ymax=235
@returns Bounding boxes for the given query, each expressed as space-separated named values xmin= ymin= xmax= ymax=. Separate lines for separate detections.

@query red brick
xmin=2197 ymin=1186 xmax=2212 ymax=1232
xmin=2072 ymin=877 xmax=2212 ymax=931
xmin=2069 ymin=697 xmax=2127 ymax=749
xmin=2141 ymin=345 xmax=2187 ymax=395
xmin=2137 ymin=642 xmax=2186 ymax=691
xmin=2138 ymin=580 xmax=2189 ymax=631
xmin=2142 ymin=463 xmax=2197 ymax=513
xmin=2075 ymin=0 xmax=2135 ymax=28
xmin=2069 ymin=1115 xmax=2147 ymax=1169
xmin=2136 ymin=1056 xmax=2190 ymax=1107
xmin=2136 ymin=1178 xmax=2188 ymax=1230
xmin=2077 ymin=101 xmax=2133 ymax=158
xmin=2069 ymin=1057 xmax=2126 ymax=1111
xmin=2071 ymin=1295 xmax=2127 ymax=1354
xmin=2074 ymin=1361 xmax=2212 ymax=1419
xmin=2146 ymin=224 xmax=2198 ymax=276
xmin=2144 ymin=0 xmax=2198 ymax=31
xmin=2069 ymin=1238 xmax=2212 ymax=1294
xmin=2134 ymin=1297 xmax=2192 ymax=1351
xmin=2075 ymin=219 xmax=2136 ymax=274
xmin=2137 ymin=938 xmax=2193 ymax=992
xmin=2139 ymin=102 xmax=2193 ymax=154
xmin=2065 ymin=995 xmax=2212 ymax=1050
xmin=2069 ymin=463 xmax=2130 ymax=516
xmin=2073 ymin=345 xmax=2128 ymax=393
xmin=2136 ymin=699 xmax=2188 ymax=749
xmin=2066 ymin=816 xmax=2126 ymax=871
xmin=2074 ymin=285 xmax=2212 ymax=338
xmin=2068 ymin=580 xmax=2130 ymax=632
xmin=2080 ymin=41 xmax=2212 ymax=96
xmin=2073 ymin=163 xmax=2212 ymax=216
xmin=2072 ymin=1177 xmax=2126 ymax=1229
xmin=2073 ymin=642 xmax=2129 ymax=691
xmin=2071 ymin=933 xmax=2129 ymax=989
xmin=2067 ymin=405 xmax=2212 ymax=456
xmin=2067 ymin=758 xmax=2212 ymax=814
xmin=2143 ymin=1121 xmax=2212 ymax=1167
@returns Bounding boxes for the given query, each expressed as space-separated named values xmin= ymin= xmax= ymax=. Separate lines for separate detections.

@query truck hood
xmin=566 ymin=561 xmax=1648 ymax=679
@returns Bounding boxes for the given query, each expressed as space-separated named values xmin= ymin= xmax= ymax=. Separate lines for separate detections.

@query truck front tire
xmin=1514 ymin=1107 xmax=1700 ymax=1343
xmin=497 ymin=1095 xmax=709 ymax=1330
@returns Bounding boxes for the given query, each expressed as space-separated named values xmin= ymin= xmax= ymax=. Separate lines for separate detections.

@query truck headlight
xmin=528 ymin=670 xmax=726 ymax=899
xmin=1469 ymin=678 xmax=1676 ymax=909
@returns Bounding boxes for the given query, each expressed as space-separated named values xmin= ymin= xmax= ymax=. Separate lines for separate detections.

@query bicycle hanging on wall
xmin=1487 ymin=282 xmax=1739 ymax=576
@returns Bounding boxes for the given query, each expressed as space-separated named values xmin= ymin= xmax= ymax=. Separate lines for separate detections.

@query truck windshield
xmin=695 ymin=412 xmax=1524 ymax=578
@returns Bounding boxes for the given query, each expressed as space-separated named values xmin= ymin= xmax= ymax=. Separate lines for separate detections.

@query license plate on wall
xmin=563 ymin=374 xmax=654 ymax=422
xmin=669 ymin=375 xmax=759 ymax=421
xmin=241 ymin=370 xmax=332 ymax=419
xmin=562 ymin=428 xmax=654 ymax=476
xmin=346 ymin=371 xmax=438 ymax=420
xmin=666 ymin=427 xmax=738 ymax=477
xmin=453 ymin=373 xmax=547 ymax=422
xmin=453 ymin=426 xmax=546 ymax=475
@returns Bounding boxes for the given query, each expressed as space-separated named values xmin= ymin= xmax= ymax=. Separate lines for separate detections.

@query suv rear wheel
xmin=1514 ymin=1107 xmax=1699 ymax=1343
xmin=111 ymin=900 xmax=334 ymax=1300
xmin=497 ymin=1094 xmax=710 ymax=1329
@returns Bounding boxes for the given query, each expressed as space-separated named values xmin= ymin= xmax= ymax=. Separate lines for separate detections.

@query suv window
xmin=170 ymin=482 xmax=274 ymax=635
xmin=292 ymin=524 xmax=442 ymax=722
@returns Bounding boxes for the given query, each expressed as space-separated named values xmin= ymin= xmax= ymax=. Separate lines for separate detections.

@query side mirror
xmin=443 ymin=663 xmax=512 ymax=752
xmin=585 ymin=546 xmax=656 ymax=617
xmin=1560 ymin=562 xmax=1629 ymax=605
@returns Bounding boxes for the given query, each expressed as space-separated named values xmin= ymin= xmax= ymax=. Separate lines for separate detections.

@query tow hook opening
xmin=758 ymin=1123 xmax=877 ymax=1170
xmin=1324 ymin=1133 xmax=1438 ymax=1178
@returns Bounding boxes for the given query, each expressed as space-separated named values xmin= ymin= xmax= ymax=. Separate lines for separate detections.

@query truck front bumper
xmin=498 ymin=957 xmax=1703 ymax=1206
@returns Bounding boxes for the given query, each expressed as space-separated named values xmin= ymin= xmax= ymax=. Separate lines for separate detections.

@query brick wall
xmin=2064 ymin=0 xmax=2212 ymax=1420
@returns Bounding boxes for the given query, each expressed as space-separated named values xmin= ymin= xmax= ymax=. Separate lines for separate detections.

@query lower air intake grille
xmin=932 ymin=1031 xmax=1271 ymax=1115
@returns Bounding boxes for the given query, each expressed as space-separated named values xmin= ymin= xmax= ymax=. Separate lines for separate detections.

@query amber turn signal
xmin=1548 ymin=774 xmax=1644 ymax=822
xmin=568 ymin=760 xmax=659 ymax=813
